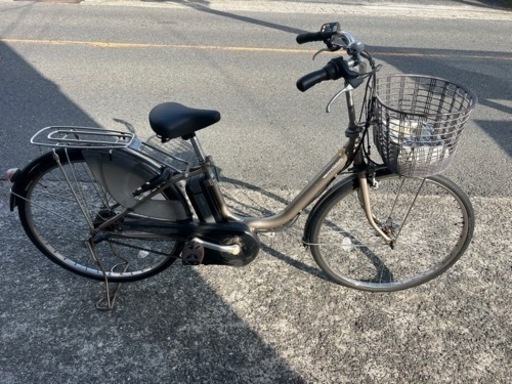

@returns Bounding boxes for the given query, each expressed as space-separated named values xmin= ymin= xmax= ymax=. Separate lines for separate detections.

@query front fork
xmin=343 ymin=86 xmax=393 ymax=246
xmin=357 ymin=171 xmax=393 ymax=245
xmin=344 ymin=95 xmax=393 ymax=246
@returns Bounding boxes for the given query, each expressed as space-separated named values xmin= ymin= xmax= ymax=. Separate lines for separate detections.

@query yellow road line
xmin=2 ymin=38 xmax=511 ymax=60
xmin=1 ymin=38 xmax=315 ymax=53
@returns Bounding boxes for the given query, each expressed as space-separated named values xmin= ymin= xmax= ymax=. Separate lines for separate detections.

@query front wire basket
xmin=373 ymin=75 xmax=477 ymax=177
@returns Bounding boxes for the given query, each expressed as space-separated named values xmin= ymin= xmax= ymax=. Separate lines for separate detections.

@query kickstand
xmin=86 ymin=239 xmax=125 ymax=311
xmin=96 ymin=275 xmax=122 ymax=311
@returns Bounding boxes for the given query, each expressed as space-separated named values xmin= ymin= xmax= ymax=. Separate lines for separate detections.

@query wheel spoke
xmin=18 ymin=148 xmax=183 ymax=282
xmin=309 ymin=170 xmax=473 ymax=292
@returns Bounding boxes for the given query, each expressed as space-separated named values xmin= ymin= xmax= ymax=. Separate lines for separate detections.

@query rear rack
xmin=30 ymin=126 xmax=198 ymax=174
xmin=31 ymin=126 xmax=135 ymax=149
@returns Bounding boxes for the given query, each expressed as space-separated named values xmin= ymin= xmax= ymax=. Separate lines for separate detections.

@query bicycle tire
xmin=305 ymin=168 xmax=474 ymax=292
xmin=17 ymin=148 xmax=188 ymax=282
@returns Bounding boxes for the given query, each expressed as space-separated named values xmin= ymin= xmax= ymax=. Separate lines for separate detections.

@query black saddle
xmin=149 ymin=102 xmax=221 ymax=141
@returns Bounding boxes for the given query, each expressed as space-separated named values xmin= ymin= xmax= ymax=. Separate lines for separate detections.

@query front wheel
xmin=306 ymin=169 xmax=474 ymax=292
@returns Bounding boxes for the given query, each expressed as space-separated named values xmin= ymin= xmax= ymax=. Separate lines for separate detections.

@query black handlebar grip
xmin=296 ymin=31 xmax=333 ymax=44
xmin=296 ymin=69 xmax=329 ymax=92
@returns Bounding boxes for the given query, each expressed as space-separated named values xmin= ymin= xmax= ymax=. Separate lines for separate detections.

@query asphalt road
xmin=0 ymin=1 xmax=511 ymax=383
xmin=0 ymin=0 xmax=510 ymax=195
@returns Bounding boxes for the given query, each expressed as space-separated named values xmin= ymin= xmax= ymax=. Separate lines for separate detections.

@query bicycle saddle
xmin=149 ymin=102 xmax=221 ymax=140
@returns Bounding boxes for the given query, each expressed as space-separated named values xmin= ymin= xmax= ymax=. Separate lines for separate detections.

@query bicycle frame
xmin=185 ymin=85 xmax=392 ymax=243
xmin=34 ymin=80 xmax=391 ymax=252
xmin=218 ymin=142 xmax=351 ymax=231
xmin=15 ymin=82 xmax=392 ymax=250
xmin=4 ymin=21 xmax=477 ymax=295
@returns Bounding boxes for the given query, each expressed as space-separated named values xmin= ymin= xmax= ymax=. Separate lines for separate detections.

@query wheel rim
xmin=312 ymin=174 xmax=472 ymax=292
xmin=22 ymin=152 xmax=181 ymax=282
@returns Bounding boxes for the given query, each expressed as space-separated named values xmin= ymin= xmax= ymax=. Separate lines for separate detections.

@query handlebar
xmin=296 ymin=31 xmax=337 ymax=45
xmin=295 ymin=22 xmax=373 ymax=92
xmin=297 ymin=57 xmax=366 ymax=92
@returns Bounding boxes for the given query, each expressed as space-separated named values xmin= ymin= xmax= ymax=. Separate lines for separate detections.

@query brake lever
xmin=312 ymin=48 xmax=330 ymax=61
xmin=313 ymin=31 xmax=355 ymax=61
xmin=326 ymin=84 xmax=354 ymax=113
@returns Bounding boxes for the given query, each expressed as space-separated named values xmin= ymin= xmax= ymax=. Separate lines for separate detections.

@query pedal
xmin=181 ymin=242 xmax=205 ymax=265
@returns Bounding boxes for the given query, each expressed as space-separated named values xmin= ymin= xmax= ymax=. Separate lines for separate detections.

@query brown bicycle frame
xmin=185 ymin=87 xmax=393 ymax=242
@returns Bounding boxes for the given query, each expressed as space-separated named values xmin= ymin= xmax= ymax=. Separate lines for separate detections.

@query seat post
xmin=189 ymin=135 xmax=207 ymax=164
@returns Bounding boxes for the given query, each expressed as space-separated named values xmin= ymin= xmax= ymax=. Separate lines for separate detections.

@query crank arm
xmin=92 ymin=219 xmax=255 ymax=256
xmin=190 ymin=237 xmax=241 ymax=255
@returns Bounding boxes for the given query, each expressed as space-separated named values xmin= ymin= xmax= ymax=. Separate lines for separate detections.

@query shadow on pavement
xmin=452 ymin=0 xmax=512 ymax=10
xmin=0 ymin=41 xmax=100 ymax=172
xmin=0 ymin=41 xmax=306 ymax=383
xmin=146 ymin=0 xmax=308 ymax=34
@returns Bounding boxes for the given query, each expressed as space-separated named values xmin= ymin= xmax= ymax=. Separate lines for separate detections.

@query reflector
xmin=5 ymin=168 xmax=19 ymax=182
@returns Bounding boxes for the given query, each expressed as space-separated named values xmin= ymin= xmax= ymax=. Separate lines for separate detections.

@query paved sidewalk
xmin=77 ymin=0 xmax=512 ymax=20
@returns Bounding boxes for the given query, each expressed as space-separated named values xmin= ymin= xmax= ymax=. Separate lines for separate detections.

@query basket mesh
xmin=373 ymin=75 xmax=476 ymax=177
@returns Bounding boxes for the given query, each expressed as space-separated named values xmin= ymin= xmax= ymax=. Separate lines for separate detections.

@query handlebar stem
xmin=344 ymin=85 xmax=357 ymax=125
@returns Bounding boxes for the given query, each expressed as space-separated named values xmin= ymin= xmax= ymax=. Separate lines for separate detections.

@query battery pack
xmin=186 ymin=174 xmax=224 ymax=223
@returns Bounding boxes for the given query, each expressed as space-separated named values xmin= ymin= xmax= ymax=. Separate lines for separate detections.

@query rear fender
xmin=9 ymin=148 xmax=192 ymax=222
xmin=9 ymin=155 xmax=48 ymax=211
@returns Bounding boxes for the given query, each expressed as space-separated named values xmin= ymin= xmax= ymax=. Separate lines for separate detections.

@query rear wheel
xmin=306 ymin=169 xmax=474 ymax=292
xmin=17 ymin=148 xmax=187 ymax=282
